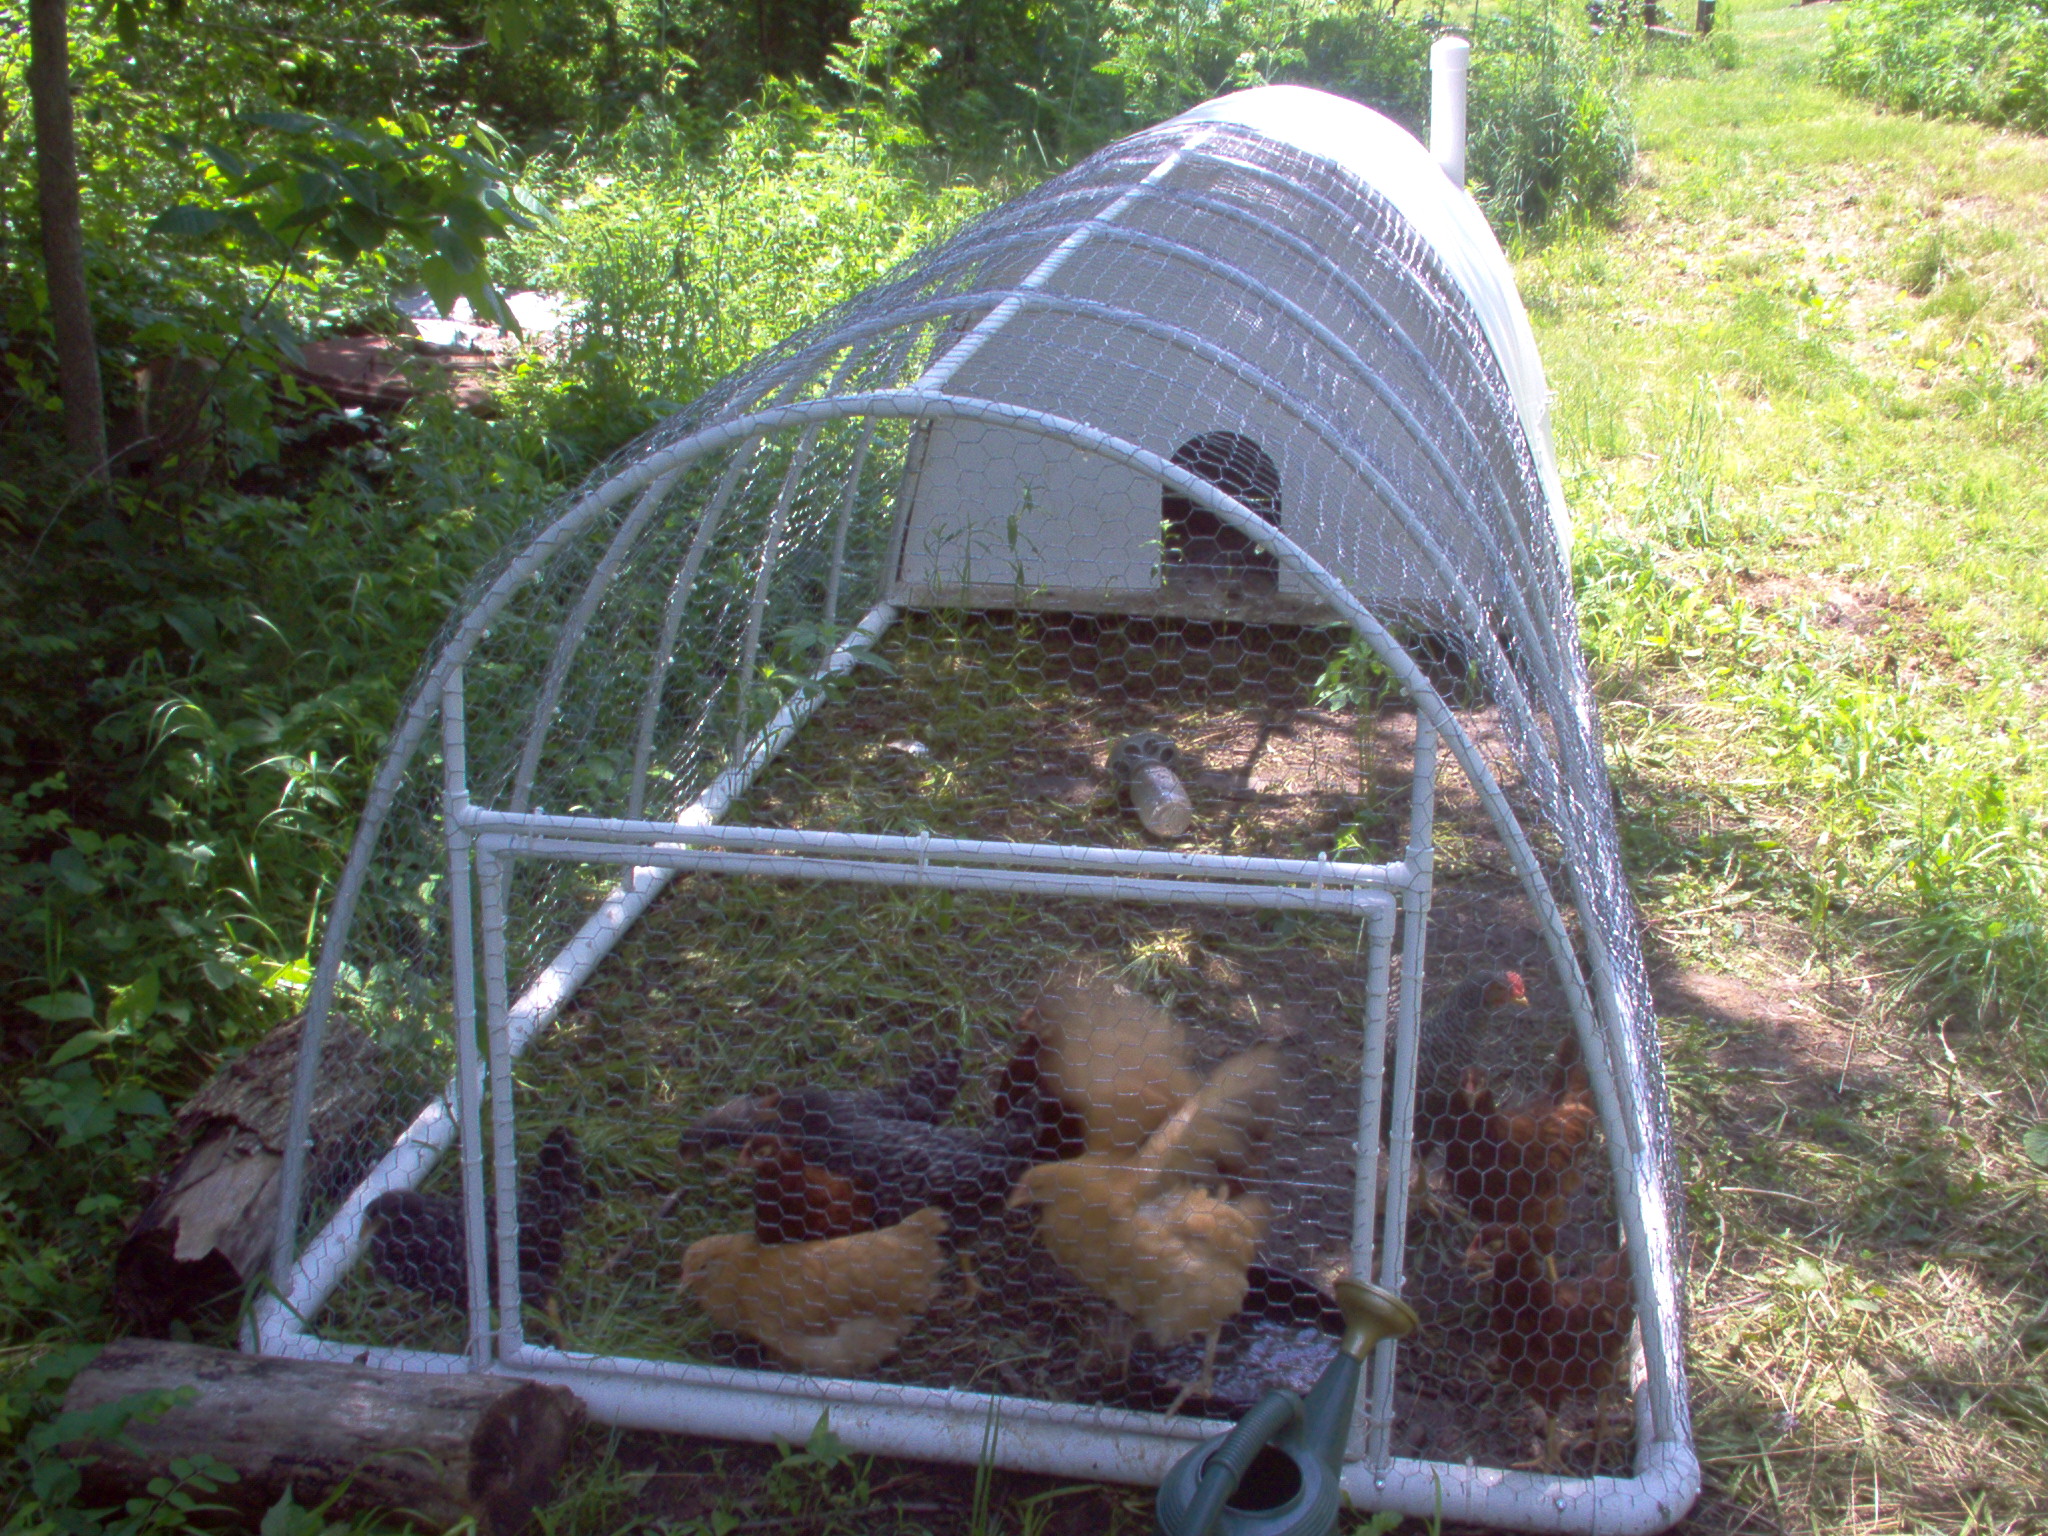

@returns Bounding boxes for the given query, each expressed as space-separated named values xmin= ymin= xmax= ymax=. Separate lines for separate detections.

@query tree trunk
xmin=115 ymin=1011 xmax=389 ymax=1335
xmin=26 ymin=0 xmax=106 ymax=479
xmin=62 ymin=1340 xmax=584 ymax=1536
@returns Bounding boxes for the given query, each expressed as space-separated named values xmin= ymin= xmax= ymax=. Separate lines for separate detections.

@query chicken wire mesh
xmin=264 ymin=85 xmax=1694 ymax=1531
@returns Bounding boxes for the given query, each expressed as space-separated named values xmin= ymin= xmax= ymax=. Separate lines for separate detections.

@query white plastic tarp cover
xmin=1174 ymin=85 xmax=1572 ymax=554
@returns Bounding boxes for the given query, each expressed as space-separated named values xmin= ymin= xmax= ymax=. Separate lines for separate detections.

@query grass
xmin=1521 ymin=1 xmax=2048 ymax=1530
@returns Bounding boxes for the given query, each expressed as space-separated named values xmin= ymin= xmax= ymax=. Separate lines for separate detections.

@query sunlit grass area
xmin=1522 ymin=3 xmax=2048 ymax=1530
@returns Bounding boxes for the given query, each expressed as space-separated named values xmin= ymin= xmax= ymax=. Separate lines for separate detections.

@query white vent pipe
xmin=1429 ymin=34 xmax=1470 ymax=186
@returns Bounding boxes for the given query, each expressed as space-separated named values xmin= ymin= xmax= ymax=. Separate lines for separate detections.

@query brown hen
xmin=1472 ymin=1222 xmax=1633 ymax=1471
xmin=1441 ymin=1032 xmax=1597 ymax=1264
xmin=1006 ymin=1043 xmax=1281 ymax=1412
xmin=679 ymin=1207 xmax=949 ymax=1375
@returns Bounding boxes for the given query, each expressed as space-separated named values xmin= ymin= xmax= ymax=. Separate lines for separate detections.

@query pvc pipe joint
xmin=1429 ymin=35 xmax=1470 ymax=187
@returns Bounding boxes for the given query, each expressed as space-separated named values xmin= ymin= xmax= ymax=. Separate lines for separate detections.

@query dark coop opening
xmin=1161 ymin=432 xmax=1283 ymax=593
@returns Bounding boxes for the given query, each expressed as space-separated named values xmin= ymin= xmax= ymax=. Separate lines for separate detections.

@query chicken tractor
xmin=260 ymin=79 xmax=1697 ymax=1536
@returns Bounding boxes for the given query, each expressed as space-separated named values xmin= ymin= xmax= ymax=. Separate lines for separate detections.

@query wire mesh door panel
xmin=344 ymin=849 xmax=1397 ymax=1427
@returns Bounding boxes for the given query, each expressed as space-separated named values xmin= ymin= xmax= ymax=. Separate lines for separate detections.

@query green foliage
xmin=508 ymin=89 xmax=991 ymax=441
xmin=1094 ymin=0 xmax=1431 ymax=133
xmin=153 ymin=114 xmax=551 ymax=327
xmin=1578 ymin=509 xmax=2048 ymax=1041
xmin=0 ymin=403 xmax=555 ymax=1367
xmin=1819 ymin=0 xmax=2048 ymax=134
xmin=1466 ymin=4 xmax=1638 ymax=231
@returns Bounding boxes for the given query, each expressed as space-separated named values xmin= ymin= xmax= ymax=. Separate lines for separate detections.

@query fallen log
xmin=115 ymin=1012 xmax=387 ymax=1334
xmin=61 ymin=1340 xmax=583 ymax=1535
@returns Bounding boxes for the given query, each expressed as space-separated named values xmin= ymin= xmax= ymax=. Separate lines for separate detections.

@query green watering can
xmin=1155 ymin=1280 xmax=1419 ymax=1536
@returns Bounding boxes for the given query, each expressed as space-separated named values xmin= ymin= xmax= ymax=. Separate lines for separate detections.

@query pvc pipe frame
xmin=266 ymin=391 xmax=1694 ymax=1521
xmin=265 ymin=150 xmax=1692 ymax=1521
xmin=254 ymin=603 xmax=900 ymax=1338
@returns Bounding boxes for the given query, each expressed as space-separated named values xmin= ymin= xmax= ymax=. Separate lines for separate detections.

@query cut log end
xmin=469 ymin=1382 xmax=586 ymax=1534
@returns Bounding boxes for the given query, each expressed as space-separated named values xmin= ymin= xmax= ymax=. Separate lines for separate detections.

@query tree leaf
xmin=106 ymin=970 xmax=160 ymax=1032
xmin=149 ymin=204 xmax=227 ymax=238
xmin=22 ymin=992 xmax=95 ymax=1023
xmin=199 ymin=142 xmax=250 ymax=182
xmin=244 ymin=109 xmax=327 ymax=136
xmin=432 ymin=224 xmax=481 ymax=274
xmin=2024 ymin=1124 xmax=2048 ymax=1170
xmin=420 ymin=256 xmax=462 ymax=318
xmin=47 ymin=1030 xmax=114 ymax=1067
xmin=484 ymin=0 xmax=535 ymax=53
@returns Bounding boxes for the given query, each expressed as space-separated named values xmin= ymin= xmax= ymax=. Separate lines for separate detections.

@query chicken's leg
xmin=1161 ymin=1329 xmax=1221 ymax=1418
xmin=1510 ymin=1403 xmax=1566 ymax=1472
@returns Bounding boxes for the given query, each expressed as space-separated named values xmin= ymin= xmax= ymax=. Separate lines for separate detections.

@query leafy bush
xmin=508 ymin=89 xmax=993 ymax=441
xmin=1467 ymin=5 xmax=1638 ymax=231
xmin=1095 ymin=0 xmax=1430 ymax=133
xmin=1819 ymin=0 xmax=2048 ymax=133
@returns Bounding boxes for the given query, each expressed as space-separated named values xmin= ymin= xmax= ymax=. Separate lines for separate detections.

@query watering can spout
xmin=1155 ymin=1280 xmax=1418 ymax=1536
xmin=1298 ymin=1278 xmax=1419 ymax=1473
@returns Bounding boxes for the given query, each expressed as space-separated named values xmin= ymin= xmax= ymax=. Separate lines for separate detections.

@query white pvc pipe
xmin=268 ymin=389 xmax=1683 ymax=1469
xmin=511 ymin=463 xmax=687 ymax=816
xmin=253 ymin=603 xmax=901 ymax=1347
xmin=1431 ymin=35 xmax=1471 ymax=187
xmin=440 ymin=672 xmax=493 ymax=1369
xmin=627 ymin=441 xmax=763 ymax=819
xmin=916 ymin=127 xmax=1216 ymax=391
xmin=475 ymin=834 xmax=1398 ymax=920
xmin=247 ymin=1328 xmax=1698 ymax=1534
xmin=1367 ymin=713 xmax=1438 ymax=1467
xmin=1345 ymin=905 xmax=1397 ymax=1461
xmin=821 ymin=421 xmax=878 ymax=639
xmin=454 ymin=806 xmax=1417 ymax=892
xmin=732 ymin=428 xmax=819 ymax=757
xmin=477 ymin=846 xmax=527 ymax=1364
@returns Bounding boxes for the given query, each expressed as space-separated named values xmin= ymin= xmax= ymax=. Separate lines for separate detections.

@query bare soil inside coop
xmin=323 ymin=614 xmax=1634 ymax=1477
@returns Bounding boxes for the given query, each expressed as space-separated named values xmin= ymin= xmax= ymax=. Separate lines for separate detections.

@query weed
xmin=1820 ymin=0 xmax=2048 ymax=134
xmin=1898 ymin=229 xmax=1955 ymax=297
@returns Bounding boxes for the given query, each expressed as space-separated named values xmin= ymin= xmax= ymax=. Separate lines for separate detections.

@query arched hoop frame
xmin=259 ymin=93 xmax=1697 ymax=1535
xmin=257 ymin=390 xmax=1696 ymax=1534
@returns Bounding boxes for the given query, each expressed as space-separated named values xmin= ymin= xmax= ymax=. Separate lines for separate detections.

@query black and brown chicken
xmin=1408 ymin=968 xmax=1531 ymax=1151
xmin=363 ymin=1125 xmax=590 ymax=1320
xmin=993 ymin=965 xmax=1201 ymax=1163
xmin=678 ymin=1054 xmax=1024 ymax=1235
xmin=738 ymin=1133 xmax=878 ymax=1243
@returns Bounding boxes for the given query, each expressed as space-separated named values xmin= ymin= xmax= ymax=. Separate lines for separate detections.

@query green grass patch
xmin=1525 ymin=2 xmax=2048 ymax=1527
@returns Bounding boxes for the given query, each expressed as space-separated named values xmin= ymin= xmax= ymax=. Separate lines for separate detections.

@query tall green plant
xmin=1466 ymin=3 xmax=1636 ymax=231
xmin=1820 ymin=0 xmax=2048 ymax=133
